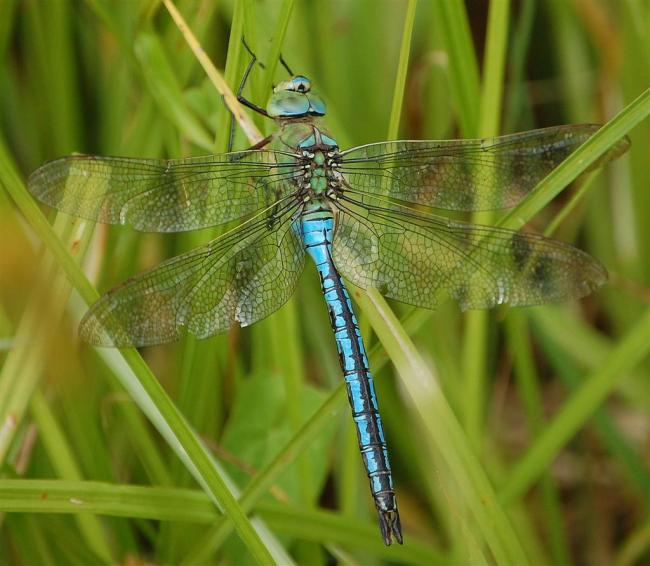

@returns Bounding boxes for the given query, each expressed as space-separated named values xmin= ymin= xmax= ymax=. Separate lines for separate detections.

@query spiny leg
xmin=237 ymin=37 xmax=270 ymax=118
xmin=225 ymin=38 xmax=274 ymax=151
xmin=279 ymin=52 xmax=293 ymax=75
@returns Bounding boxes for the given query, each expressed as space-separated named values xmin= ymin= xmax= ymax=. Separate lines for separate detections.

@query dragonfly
xmin=28 ymin=50 xmax=629 ymax=545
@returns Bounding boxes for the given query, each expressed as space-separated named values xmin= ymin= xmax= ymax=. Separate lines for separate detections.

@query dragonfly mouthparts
xmin=378 ymin=508 xmax=403 ymax=545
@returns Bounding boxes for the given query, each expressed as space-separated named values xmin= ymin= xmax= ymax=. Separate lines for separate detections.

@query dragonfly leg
xmin=227 ymin=39 xmax=275 ymax=151
xmin=247 ymin=134 xmax=274 ymax=151
xmin=238 ymin=37 xmax=294 ymax=119
xmin=223 ymin=99 xmax=269 ymax=152
xmin=242 ymin=35 xmax=293 ymax=77
xmin=226 ymin=96 xmax=236 ymax=152
xmin=224 ymin=100 xmax=273 ymax=152
xmin=279 ymin=52 xmax=293 ymax=76
xmin=238 ymin=37 xmax=270 ymax=118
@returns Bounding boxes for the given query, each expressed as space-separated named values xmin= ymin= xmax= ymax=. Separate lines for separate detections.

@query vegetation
xmin=1 ymin=1 xmax=649 ymax=564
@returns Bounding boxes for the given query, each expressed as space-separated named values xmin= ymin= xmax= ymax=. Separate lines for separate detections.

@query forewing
xmin=339 ymin=125 xmax=629 ymax=211
xmin=331 ymin=196 xmax=606 ymax=310
xmin=28 ymin=150 xmax=299 ymax=232
xmin=81 ymin=201 xmax=305 ymax=347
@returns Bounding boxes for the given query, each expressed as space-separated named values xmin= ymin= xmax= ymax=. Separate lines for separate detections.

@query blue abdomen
xmin=300 ymin=210 xmax=402 ymax=545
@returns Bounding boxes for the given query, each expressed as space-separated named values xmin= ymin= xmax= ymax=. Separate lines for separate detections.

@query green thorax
xmin=274 ymin=119 xmax=337 ymax=151
xmin=271 ymin=120 xmax=339 ymax=197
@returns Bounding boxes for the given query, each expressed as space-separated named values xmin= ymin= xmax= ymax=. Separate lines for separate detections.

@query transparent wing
xmin=28 ymin=150 xmax=300 ymax=232
xmin=81 ymin=199 xmax=304 ymax=347
xmin=331 ymin=195 xmax=606 ymax=310
xmin=339 ymin=125 xmax=630 ymax=211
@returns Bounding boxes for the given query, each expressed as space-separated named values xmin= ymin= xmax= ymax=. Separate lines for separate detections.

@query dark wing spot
xmin=529 ymin=255 xmax=555 ymax=295
xmin=511 ymin=232 xmax=533 ymax=271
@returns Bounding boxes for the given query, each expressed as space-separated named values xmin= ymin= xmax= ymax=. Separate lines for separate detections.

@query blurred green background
xmin=1 ymin=0 xmax=649 ymax=564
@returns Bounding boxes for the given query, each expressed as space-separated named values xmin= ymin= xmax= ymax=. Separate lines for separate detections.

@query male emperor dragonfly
xmin=29 ymin=60 xmax=629 ymax=544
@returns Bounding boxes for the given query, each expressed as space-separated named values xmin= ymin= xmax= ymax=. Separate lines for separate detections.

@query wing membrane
xmin=339 ymin=125 xmax=629 ymax=211
xmin=332 ymin=195 xmax=606 ymax=310
xmin=81 ymin=199 xmax=304 ymax=347
xmin=28 ymin=150 xmax=300 ymax=232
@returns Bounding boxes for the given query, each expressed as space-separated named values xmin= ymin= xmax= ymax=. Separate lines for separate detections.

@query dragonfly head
xmin=267 ymin=75 xmax=326 ymax=119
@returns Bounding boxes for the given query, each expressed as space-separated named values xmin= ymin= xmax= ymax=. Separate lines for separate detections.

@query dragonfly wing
xmin=81 ymin=201 xmax=304 ymax=347
xmin=28 ymin=150 xmax=300 ymax=232
xmin=331 ymin=196 xmax=606 ymax=310
xmin=339 ymin=125 xmax=629 ymax=211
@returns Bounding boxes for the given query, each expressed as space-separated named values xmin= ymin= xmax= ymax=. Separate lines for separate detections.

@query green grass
xmin=1 ymin=0 xmax=650 ymax=564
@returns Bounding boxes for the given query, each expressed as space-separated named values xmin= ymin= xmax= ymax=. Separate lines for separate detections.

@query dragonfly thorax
xmin=300 ymin=149 xmax=331 ymax=197
xmin=287 ymin=126 xmax=343 ymax=202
